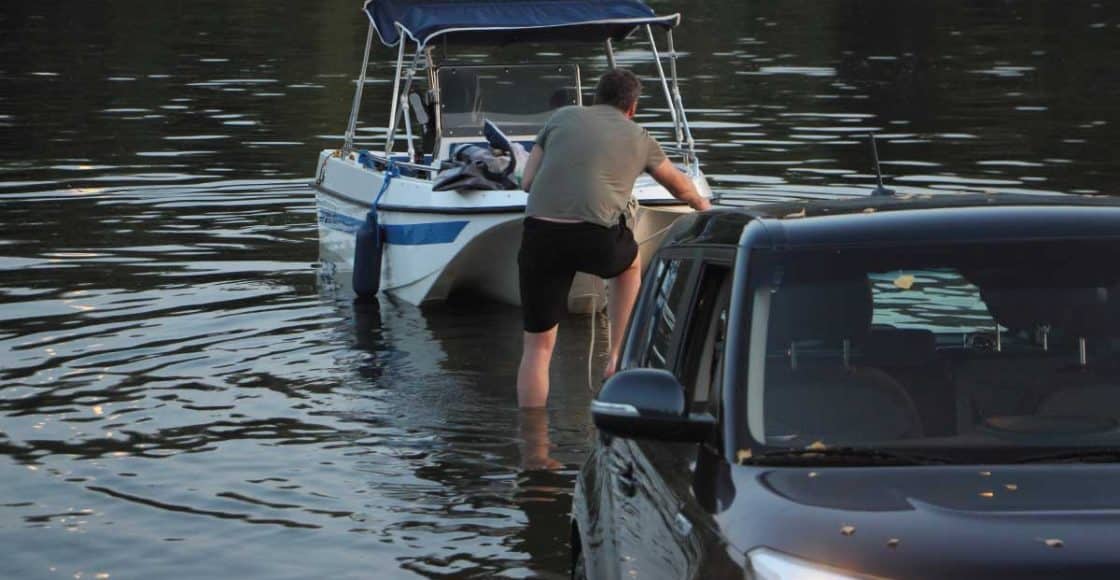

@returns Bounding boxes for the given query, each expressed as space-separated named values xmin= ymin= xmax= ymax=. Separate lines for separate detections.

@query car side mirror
xmin=591 ymin=368 xmax=716 ymax=442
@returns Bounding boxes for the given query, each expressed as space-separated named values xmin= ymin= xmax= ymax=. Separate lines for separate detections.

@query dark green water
xmin=1 ymin=1 xmax=1118 ymax=578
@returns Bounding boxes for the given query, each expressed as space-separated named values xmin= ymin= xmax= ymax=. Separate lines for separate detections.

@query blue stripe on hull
xmin=318 ymin=208 xmax=469 ymax=246
xmin=384 ymin=221 xmax=468 ymax=245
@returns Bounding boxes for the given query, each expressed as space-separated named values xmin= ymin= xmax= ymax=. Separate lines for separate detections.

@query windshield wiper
xmin=1015 ymin=448 xmax=1120 ymax=464
xmin=740 ymin=446 xmax=949 ymax=466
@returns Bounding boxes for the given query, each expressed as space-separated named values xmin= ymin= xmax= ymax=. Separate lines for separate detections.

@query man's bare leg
xmin=604 ymin=255 xmax=641 ymax=379
xmin=517 ymin=325 xmax=558 ymax=408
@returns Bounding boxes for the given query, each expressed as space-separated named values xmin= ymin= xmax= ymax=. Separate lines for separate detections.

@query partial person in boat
xmin=516 ymin=68 xmax=711 ymax=408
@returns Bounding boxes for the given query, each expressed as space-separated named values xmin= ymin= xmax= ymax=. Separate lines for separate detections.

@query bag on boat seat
xmin=433 ymin=144 xmax=519 ymax=192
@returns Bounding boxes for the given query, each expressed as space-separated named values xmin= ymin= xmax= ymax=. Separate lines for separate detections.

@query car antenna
xmin=869 ymin=133 xmax=895 ymax=196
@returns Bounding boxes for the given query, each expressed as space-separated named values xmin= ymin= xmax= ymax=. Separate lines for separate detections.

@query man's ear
xmin=625 ymin=101 xmax=638 ymax=119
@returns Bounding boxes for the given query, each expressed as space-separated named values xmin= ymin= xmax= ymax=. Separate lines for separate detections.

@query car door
xmin=604 ymin=252 xmax=698 ymax=579
xmin=610 ymin=252 xmax=738 ymax=579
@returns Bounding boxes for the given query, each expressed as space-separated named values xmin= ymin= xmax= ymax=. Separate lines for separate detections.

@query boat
xmin=313 ymin=0 xmax=712 ymax=310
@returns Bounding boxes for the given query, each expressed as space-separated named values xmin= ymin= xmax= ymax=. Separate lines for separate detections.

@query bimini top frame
xmin=343 ymin=0 xmax=696 ymax=173
xmin=363 ymin=0 xmax=679 ymax=48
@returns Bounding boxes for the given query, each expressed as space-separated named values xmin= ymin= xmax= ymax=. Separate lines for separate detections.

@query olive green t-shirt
xmin=527 ymin=104 xmax=667 ymax=228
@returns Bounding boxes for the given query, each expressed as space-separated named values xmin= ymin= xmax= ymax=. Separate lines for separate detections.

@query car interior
xmin=756 ymin=266 xmax=1120 ymax=449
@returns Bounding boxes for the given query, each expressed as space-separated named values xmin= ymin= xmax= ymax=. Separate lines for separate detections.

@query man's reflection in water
xmin=518 ymin=408 xmax=563 ymax=471
xmin=513 ymin=407 xmax=573 ymax=577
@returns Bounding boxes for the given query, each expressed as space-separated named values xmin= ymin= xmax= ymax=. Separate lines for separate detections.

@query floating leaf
xmin=1043 ymin=538 xmax=1064 ymax=548
xmin=1005 ymin=484 xmax=1019 ymax=491
xmin=893 ymin=274 xmax=915 ymax=290
xmin=841 ymin=525 xmax=856 ymax=536
xmin=979 ymin=471 xmax=992 ymax=477
xmin=806 ymin=441 xmax=828 ymax=451
xmin=784 ymin=207 xmax=807 ymax=219
xmin=862 ymin=207 xmax=876 ymax=213
xmin=887 ymin=538 xmax=901 ymax=548
xmin=92 ymin=405 xmax=103 ymax=416
xmin=736 ymin=448 xmax=753 ymax=463
xmin=979 ymin=491 xmax=995 ymax=498
xmin=808 ymin=471 xmax=819 ymax=479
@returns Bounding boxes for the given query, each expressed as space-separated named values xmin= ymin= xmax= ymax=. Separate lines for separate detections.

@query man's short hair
xmin=594 ymin=68 xmax=642 ymax=111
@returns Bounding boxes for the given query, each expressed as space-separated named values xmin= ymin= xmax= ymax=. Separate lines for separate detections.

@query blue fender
xmin=352 ymin=208 xmax=383 ymax=300
xmin=353 ymin=160 xmax=398 ymax=302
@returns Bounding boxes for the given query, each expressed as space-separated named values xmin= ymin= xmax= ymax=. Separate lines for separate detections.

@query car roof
xmin=664 ymin=193 xmax=1120 ymax=249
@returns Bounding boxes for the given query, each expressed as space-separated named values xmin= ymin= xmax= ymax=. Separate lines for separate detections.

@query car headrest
xmin=768 ymin=276 xmax=872 ymax=345
xmin=981 ymin=286 xmax=1118 ymax=338
xmin=862 ymin=328 xmax=937 ymax=367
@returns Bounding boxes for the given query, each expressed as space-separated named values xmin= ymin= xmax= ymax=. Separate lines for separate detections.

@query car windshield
xmin=437 ymin=64 xmax=580 ymax=138
xmin=741 ymin=238 xmax=1120 ymax=463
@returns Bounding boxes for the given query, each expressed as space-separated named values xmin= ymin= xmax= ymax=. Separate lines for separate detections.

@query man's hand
xmin=649 ymin=159 xmax=711 ymax=211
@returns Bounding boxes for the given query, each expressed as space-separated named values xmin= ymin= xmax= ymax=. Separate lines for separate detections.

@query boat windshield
xmin=437 ymin=64 xmax=580 ymax=138
xmin=740 ymin=238 xmax=1120 ymax=463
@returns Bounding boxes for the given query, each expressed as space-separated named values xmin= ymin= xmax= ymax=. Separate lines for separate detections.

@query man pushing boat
xmin=516 ymin=68 xmax=711 ymax=408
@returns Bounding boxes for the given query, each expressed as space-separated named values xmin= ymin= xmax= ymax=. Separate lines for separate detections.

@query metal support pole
xmin=383 ymin=30 xmax=408 ymax=156
xmin=385 ymin=47 xmax=423 ymax=157
xmin=426 ymin=46 xmax=443 ymax=161
xmin=343 ymin=23 xmax=376 ymax=155
xmin=666 ymin=30 xmax=696 ymax=171
xmin=605 ymin=38 xmax=617 ymax=69
xmin=402 ymin=93 xmax=415 ymax=162
xmin=645 ymin=26 xmax=683 ymax=153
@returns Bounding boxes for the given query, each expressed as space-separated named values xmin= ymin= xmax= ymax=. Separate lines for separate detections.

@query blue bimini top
xmin=363 ymin=0 xmax=680 ymax=48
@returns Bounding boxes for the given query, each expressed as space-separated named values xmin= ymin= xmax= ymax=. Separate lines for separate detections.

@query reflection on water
xmin=2 ymin=0 xmax=1119 ymax=577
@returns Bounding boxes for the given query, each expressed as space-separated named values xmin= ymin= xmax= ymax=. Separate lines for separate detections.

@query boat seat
xmin=764 ymin=276 xmax=923 ymax=445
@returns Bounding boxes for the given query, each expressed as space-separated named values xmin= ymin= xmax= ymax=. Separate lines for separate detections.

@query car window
xmin=437 ymin=64 xmax=581 ymax=137
xmin=637 ymin=258 xmax=697 ymax=370
xmin=680 ymin=265 xmax=732 ymax=413
xmin=870 ymin=269 xmax=992 ymax=334
xmin=736 ymin=239 xmax=1120 ymax=463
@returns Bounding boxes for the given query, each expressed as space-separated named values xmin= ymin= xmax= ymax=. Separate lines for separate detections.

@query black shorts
xmin=518 ymin=217 xmax=638 ymax=333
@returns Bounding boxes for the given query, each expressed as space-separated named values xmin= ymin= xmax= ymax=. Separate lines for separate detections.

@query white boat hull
xmin=314 ymin=150 xmax=708 ymax=311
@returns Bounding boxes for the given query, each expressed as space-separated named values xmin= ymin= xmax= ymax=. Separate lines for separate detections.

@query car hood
xmin=716 ymin=464 xmax=1120 ymax=578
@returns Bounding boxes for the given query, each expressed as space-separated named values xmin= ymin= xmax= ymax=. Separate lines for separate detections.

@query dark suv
xmin=572 ymin=194 xmax=1120 ymax=579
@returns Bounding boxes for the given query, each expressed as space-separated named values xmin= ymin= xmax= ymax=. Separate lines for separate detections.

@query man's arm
xmin=521 ymin=145 xmax=544 ymax=192
xmin=648 ymin=159 xmax=712 ymax=211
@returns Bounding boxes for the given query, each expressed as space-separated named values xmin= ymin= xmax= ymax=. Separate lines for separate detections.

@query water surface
xmin=2 ymin=1 xmax=1119 ymax=578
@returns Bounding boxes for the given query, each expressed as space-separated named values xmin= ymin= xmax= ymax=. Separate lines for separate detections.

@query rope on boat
xmin=568 ymin=278 xmax=607 ymax=394
xmin=580 ymin=217 xmax=684 ymax=393
xmin=372 ymin=160 xmax=400 ymax=208
xmin=636 ymin=222 xmax=676 ymax=247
